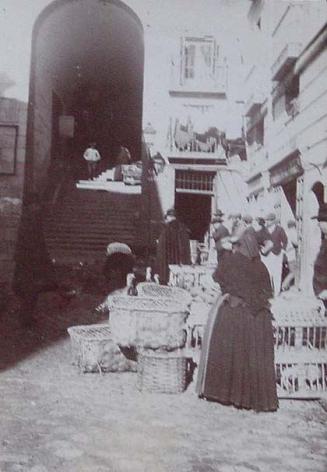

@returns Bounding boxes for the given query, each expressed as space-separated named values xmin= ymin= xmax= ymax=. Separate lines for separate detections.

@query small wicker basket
xmin=67 ymin=324 xmax=136 ymax=373
xmin=137 ymin=350 xmax=188 ymax=394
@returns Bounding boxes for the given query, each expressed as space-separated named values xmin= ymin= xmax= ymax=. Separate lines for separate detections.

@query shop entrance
xmin=175 ymin=193 xmax=212 ymax=242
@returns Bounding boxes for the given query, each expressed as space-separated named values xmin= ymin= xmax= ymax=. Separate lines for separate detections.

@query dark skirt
xmin=196 ymin=298 xmax=278 ymax=412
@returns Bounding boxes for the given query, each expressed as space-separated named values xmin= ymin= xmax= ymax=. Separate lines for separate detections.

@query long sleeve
xmin=280 ymin=226 xmax=288 ymax=250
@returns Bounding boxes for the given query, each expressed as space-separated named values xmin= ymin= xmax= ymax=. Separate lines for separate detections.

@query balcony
xmin=167 ymin=141 xmax=227 ymax=166
xmin=271 ymin=42 xmax=302 ymax=81
xmin=245 ymin=91 xmax=265 ymax=117
xmin=169 ymin=64 xmax=227 ymax=98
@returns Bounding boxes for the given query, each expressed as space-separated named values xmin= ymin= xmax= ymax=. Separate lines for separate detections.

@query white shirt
xmin=83 ymin=148 xmax=101 ymax=162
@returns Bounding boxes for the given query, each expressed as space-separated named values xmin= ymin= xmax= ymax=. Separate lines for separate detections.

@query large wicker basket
xmin=137 ymin=350 xmax=188 ymax=393
xmin=137 ymin=282 xmax=192 ymax=307
xmin=67 ymin=324 xmax=137 ymax=373
xmin=106 ymin=295 xmax=189 ymax=350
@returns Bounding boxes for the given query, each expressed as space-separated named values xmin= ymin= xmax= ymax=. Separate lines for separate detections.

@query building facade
xmin=0 ymin=0 xmax=248 ymax=278
xmin=242 ymin=0 xmax=327 ymax=295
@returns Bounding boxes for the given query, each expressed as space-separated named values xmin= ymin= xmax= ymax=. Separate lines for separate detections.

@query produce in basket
xmin=67 ymin=324 xmax=136 ymax=373
xmin=106 ymin=295 xmax=189 ymax=349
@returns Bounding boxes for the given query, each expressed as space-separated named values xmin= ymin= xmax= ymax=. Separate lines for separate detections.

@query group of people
xmin=153 ymin=207 xmax=278 ymax=411
xmin=83 ymin=143 xmax=131 ymax=180
xmin=210 ymin=210 xmax=296 ymax=297
xmin=12 ymin=192 xmax=327 ymax=413
xmin=154 ymin=203 xmax=327 ymax=413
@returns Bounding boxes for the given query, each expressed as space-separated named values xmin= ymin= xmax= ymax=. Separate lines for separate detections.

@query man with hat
xmin=211 ymin=209 xmax=230 ymax=262
xmin=263 ymin=212 xmax=288 ymax=297
xmin=155 ymin=208 xmax=191 ymax=285
xmin=312 ymin=203 xmax=327 ymax=306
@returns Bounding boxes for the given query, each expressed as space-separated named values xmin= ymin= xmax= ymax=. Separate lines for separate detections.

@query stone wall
xmin=0 ymin=97 xmax=27 ymax=282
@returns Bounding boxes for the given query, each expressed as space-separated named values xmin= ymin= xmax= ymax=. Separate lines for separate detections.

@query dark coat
xmin=155 ymin=219 xmax=191 ymax=285
xmin=313 ymin=238 xmax=327 ymax=297
xmin=12 ymin=206 xmax=56 ymax=298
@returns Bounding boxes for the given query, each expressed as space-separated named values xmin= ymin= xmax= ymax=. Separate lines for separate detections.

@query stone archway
xmin=25 ymin=0 xmax=144 ymax=196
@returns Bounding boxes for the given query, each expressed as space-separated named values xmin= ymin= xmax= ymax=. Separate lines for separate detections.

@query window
xmin=184 ymin=44 xmax=195 ymax=79
xmin=272 ymin=74 xmax=299 ymax=120
xmin=182 ymin=37 xmax=217 ymax=83
xmin=247 ymin=117 xmax=264 ymax=147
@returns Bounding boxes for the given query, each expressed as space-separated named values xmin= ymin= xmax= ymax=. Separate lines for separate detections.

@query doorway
xmin=175 ymin=193 xmax=212 ymax=241
xmin=26 ymin=0 xmax=144 ymax=193
xmin=281 ymin=179 xmax=297 ymax=216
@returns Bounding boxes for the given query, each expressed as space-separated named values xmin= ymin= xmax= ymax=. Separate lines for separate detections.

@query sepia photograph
xmin=0 ymin=0 xmax=326 ymax=471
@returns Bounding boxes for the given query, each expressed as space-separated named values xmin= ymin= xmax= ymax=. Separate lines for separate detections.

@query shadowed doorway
xmin=26 ymin=0 xmax=144 ymax=193
xmin=175 ymin=193 xmax=212 ymax=242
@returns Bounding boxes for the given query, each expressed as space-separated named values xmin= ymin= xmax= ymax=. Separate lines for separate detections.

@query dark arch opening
xmin=25 ymin=0 xmax=144 ymax=196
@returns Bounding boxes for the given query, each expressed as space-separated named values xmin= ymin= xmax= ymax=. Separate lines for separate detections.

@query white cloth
xmin=261 ymin=251 xmax=283 ymax=297
xmin=83 ymin=148 xmax=101 ymax=162
xmin=285 ymin=227 xmax=297 ymax=263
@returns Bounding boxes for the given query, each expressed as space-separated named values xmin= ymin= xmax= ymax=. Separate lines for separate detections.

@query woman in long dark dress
xmin=196 ymin=232 xmax=278 ymax=412
xmin=155 ymin=208 xmax=191 ymax=285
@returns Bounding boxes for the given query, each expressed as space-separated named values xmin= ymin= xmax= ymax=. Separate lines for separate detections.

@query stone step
xmin=44 ymin=185 xmax=143 ymax=263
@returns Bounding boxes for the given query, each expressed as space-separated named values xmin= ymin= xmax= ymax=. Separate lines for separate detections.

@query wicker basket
xmin=106 ymin=296 xmax=189 ymax=350
xmin=137 ymin=282 xmax=192 ymax=307
xmin=67 ymin=324 xmax=137 ymax=373
xmin=137 ymin=350 xmax=188 ymax=393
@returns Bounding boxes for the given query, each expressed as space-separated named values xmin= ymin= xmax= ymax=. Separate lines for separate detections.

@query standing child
xmin=83 ymin=142 xmax=101 ymax=180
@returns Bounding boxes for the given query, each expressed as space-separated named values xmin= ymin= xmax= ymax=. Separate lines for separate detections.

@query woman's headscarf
xmin=234 ymin=228 xmax=260 ymax=259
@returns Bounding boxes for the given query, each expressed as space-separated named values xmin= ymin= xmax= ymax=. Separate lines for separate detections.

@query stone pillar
xmin=0 ymin=198 xmax=22 ymax=283
xmin=298 ymin=173 xmax=321 ymax=295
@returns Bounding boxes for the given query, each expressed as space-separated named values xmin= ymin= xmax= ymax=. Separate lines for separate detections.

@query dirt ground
xmin=0 ymin=269 xmax=327 ymax=472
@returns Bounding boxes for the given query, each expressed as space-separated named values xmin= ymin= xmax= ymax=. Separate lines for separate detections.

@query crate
xmin=67 ymin=324 xmax=137 ymax=373
xmin=275 ymin=356 xmax=327 ymax=398
xmin=106 ymin=296 xmax=189 ymax=350
xmin=272 ymin=297 xmax=327 ymax=352
xmin=137 ymin=350 xmax=188 ymax=394
xmin=168 ymin=264 xmax=214 ymax=290
xmin=271 ymin=296 xmax=327 ymax=398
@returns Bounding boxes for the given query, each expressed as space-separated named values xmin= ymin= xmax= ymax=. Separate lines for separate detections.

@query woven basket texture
xmin=271 ymin=297 xmax=325 ymax=325
xmin=67 ymin=324 xmax=136 ymax=373
xmin=137 ymin=283 xmax=192 ymax=307
xmin=137 ymin=350 xmax=187 ymax=393
xmin=107 ymin=296 xmax=189 ymax=349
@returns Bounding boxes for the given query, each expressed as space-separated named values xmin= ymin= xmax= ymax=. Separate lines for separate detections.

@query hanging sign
xmin=269 ymin=153 xmax=303 ymax=187
xmin=59 ymin=115 xmax=75 ymax=138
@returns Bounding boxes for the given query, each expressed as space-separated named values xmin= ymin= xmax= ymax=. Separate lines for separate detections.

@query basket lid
xmin=106 ymin=295 xmax=188 ymax=313
xmin=67 ymin=323 xmax=111 ymax=340
xmin=137 ymin=282 xmax=192 ymax=305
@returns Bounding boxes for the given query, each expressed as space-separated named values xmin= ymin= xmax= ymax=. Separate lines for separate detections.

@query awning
xmin=269 ymin=151 xmax=303 ymax=187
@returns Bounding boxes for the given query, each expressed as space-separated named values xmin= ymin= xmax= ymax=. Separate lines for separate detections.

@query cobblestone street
xmin=1 ymin=288 xmax=326 ymax=472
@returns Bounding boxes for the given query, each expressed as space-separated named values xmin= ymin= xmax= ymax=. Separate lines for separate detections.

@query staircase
xmin=44 ymin=187 xmax=145 ymax=264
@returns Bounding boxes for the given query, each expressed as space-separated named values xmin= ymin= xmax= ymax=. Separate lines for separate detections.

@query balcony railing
xmin=271 ymin=42 xmax=302 ymax=81
xmin=166 ymin=133 xmax=227 ymax=165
